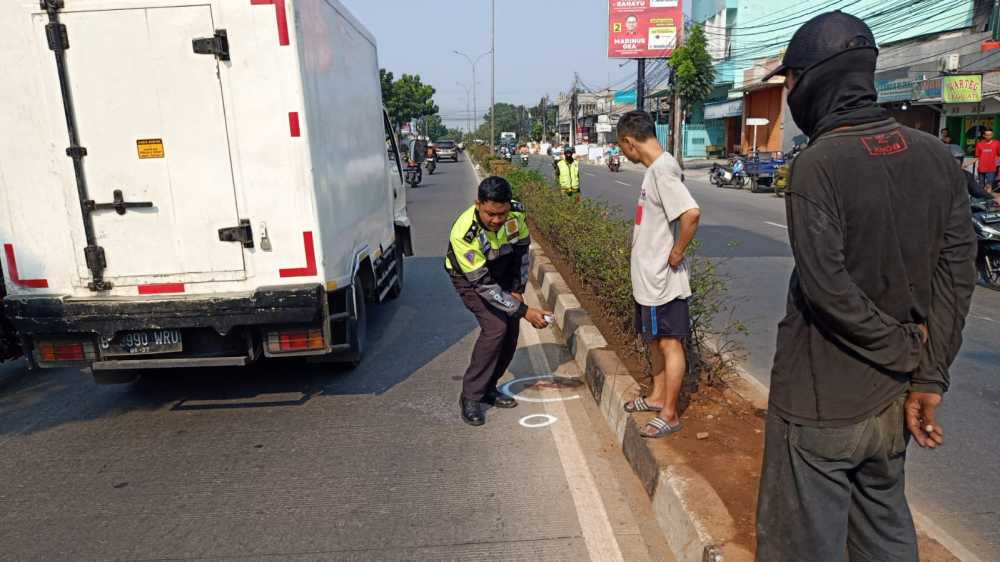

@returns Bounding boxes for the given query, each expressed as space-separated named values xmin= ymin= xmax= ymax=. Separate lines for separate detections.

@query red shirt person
xmin=975 ymin=129 xmax=1000 ymax=188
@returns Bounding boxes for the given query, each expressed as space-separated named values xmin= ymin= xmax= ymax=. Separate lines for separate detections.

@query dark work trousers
xmin=451 ymin=275 xmax=521 ymax=402
xmin=756 ymin=396 xmax=917 ymax=562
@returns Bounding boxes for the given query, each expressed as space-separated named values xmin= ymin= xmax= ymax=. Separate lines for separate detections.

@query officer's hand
xmin=524 ymin=308 xmax=551 ymax=329
xmin=511 ymin=292 xmax=523 ymax=303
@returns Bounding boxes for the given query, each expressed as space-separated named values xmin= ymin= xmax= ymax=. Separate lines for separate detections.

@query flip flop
xmin=624 ymin=396 xmax=662 ymax=413
xmin=641 ymin=417 xmax=683 ymax=438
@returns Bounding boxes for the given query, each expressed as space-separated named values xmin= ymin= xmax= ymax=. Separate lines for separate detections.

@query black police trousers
xmin=755 ymin=395 xmax=917 ymax=562
xmin=451 ymin=276 xmax=521 ymax=402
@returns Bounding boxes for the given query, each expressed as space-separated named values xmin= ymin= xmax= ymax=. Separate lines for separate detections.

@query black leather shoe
xmin=483 ymin=389 xmax=517 ymax=409
xmin=460 ymin=397 xmax=485 ymax=426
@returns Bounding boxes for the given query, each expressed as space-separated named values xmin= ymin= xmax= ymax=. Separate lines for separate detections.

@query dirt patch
xmin=531 ymin=225 xmax=958 ymax=561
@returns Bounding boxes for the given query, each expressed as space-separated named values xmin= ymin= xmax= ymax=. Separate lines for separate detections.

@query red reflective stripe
xmin=250 ymin=0 xmax=289 ymax=46
xmin=289 ymin=112 xmax=301 ymax=137
xmin=279 ymin=232 xmax=317 ymax=278
xmin=3 ymin=244 xmax=49 ymax=288
xmin=138 ymin=283 xmax=186 ymax=295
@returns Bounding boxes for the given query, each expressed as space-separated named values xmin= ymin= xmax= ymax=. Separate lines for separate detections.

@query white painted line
xmin=764 ymin=221 xmax=788 ymax=230
xmin=615 ymin=180 xmax=631 ymax=187
xmin=521 ymin=309 xmax=625 ymax=562
xmin=584 ymin=172 xmax=596 ymax=177
xmin=519 ymin=414 xmax=558 ymax=428
xmin=970 ymin=314 xmax=998 ymax=324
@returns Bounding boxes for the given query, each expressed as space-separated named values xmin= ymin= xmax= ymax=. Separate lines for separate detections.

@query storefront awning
xmin=704 ymin=99 xmax=744 ymax=120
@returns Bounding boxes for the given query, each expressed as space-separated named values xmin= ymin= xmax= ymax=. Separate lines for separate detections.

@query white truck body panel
xmin=0 ymin=0 xmax=406 ymax=299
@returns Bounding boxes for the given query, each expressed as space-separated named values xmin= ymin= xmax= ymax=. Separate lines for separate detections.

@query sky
xmin=340 ymin=0 xmax=636 ymax=131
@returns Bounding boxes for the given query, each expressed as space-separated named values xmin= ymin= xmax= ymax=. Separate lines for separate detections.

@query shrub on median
xmin=468 ymin=144 xmax=745 ymax=386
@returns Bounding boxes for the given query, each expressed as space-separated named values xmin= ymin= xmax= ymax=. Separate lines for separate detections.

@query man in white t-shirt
xmin=617 ymin=110 xmax=701 ymax=438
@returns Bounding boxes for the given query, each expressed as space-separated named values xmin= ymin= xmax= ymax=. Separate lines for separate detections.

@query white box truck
xmin=0 ymin=0 xmax=412 ymax=381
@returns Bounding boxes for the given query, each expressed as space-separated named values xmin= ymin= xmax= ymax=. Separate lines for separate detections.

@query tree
xmin=445 ymin=128 xmax=466 ymax=141
xmin=478 ymin=103 xmax=530 ymax=143
xmin=668 ymin=24 xmax=715 ymax=167
xmin=421 ymin=114 xmax=449 ymax=140
xmin=531 ymin=122 xmax=543 ymax=142
xmin=381 ymin=70 xmax=438 ymax=128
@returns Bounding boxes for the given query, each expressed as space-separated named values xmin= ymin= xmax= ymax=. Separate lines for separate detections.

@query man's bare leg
xmin=641 ymin=336 xmax=685 ymax=436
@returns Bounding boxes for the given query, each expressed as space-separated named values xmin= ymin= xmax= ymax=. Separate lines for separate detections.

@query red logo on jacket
xmin=860 ymin=131 xmax=908 ymax=156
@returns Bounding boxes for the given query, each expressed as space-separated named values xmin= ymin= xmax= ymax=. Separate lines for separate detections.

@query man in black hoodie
xmin=754 ymin=12 xmax=977 ymax=562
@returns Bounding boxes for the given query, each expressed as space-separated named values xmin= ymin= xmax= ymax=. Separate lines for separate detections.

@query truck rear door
xmin=37 ymin=6 xmax=246 ymax=287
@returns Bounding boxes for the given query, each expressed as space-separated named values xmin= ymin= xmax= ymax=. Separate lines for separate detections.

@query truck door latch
xmin=192 ymin=29 xmax=230 ymax=61
xmin=218 ymin=219 xmax=254 ymax=248
xmin=85 ymin=189 xmax=153 ymax=215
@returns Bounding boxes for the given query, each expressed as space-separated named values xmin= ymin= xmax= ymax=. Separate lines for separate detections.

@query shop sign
xmin=912 ymin=77 xmax=942 ymax=100
xmin=875 ymin=78 xmax=914 ymax=103
xmin=943 ymin=75 xmax=982 ymax=103
xmin=704 ymin=99 xmax=744 ymax=120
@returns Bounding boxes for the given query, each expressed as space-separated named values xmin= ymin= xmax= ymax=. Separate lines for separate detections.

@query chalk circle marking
xmin=499 ymin=375 xmax=582 ymax=403
xmin=519 ymin=414 xmax=558 ymax=428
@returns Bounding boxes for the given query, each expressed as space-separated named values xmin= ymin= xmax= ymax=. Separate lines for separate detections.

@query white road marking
xmin=584 ymin=172 xmax=596 ymax=177
xmin=519 ymin=414 xmax=558 ymax=428
xmin=614 ymin=180 xmax=631 ymax=187
xmin=500 ymin=375 xmax=581 ymax=403
xmin=764 ymin=221 xmax=788 ymax=229
xmin=520 ymin=306 xmax=625 ymax=562
xmin=970 ymin=314 xmax=998 ymax=324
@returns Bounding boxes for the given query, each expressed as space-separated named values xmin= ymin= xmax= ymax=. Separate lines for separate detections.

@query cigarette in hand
xmin=925 ymin=424 xmax=934 ymax=433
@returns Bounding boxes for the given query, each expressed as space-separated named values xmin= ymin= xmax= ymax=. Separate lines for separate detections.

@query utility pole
xmin=457 ymin=82 xmax=472 ymax=138
xmin=993 ymin=0 xmax=1000 ymax=41
xmin=542 ymin=95 xmax=548 ymax=142
xmin=490 ymin=0 xmax=496 ymax=152
xmin=636 ymin=58 xmax=646 ymax=111
xmin=570 ymin=75 xmax=579 ymax=147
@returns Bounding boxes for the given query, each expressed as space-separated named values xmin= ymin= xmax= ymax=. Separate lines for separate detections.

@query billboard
xmin=608 ymin=0 xmax=683 ymax=59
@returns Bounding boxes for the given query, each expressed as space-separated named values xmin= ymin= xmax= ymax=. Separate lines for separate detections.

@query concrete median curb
xmin=528 ymin=243 xmax=753 ymax=562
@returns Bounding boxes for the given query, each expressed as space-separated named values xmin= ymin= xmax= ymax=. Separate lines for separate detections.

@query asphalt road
xmin=527 ymin=153 xmax=1000 ymax=560
xmin=0 ymin=157 xmax=672 ymax=561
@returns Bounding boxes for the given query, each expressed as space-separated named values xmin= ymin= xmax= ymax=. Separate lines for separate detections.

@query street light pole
xmin=490 ymin=0 xmax=496 ymax=152
xmin=452 ymin=49 xmax=490 ymax=140
xmin=457 ymin=82 xmax=472 ymax=137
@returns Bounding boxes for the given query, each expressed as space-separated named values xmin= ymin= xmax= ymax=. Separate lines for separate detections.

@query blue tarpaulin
xmin=614 ymin=90 xmax=636 ymax=104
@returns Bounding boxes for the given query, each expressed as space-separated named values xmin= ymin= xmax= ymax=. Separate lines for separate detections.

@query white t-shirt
xmin=631 ymin=152 xmax=699 ymax=306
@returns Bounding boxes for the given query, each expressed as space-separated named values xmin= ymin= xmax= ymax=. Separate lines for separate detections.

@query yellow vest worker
xmin=446 ymin=176 xmax=550 ymax=426
xmin=556 ymin=146 xmax=581 ymax=196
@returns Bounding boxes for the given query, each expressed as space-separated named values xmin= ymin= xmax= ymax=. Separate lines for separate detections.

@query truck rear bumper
xmin=3 ymin=283 xmax=325 ymax=340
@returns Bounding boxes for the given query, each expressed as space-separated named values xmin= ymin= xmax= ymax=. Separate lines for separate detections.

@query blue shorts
xmin=980 ymin=171 xmax=996 ymax=188
xmin=634 ymin=299 xmax=690 ymax=342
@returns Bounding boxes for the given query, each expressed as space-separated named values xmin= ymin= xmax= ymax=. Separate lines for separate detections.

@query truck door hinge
xmin=45 ymin=22 xmax=68 ymax=51
xmin=192 ymin=29 xmax=230 ymax=61
xmin=218 ymin=219 xmax=254 ymax=248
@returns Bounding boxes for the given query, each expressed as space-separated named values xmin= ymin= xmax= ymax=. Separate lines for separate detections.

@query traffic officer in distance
xmin=556 ymin=145 xmax=581 ymax=200
xmin=447 ymin=176 xmax=551 ymax=426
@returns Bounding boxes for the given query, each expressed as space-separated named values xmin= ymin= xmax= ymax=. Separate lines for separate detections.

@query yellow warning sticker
xmin=136 ymin=138 xmax=165 ymax=159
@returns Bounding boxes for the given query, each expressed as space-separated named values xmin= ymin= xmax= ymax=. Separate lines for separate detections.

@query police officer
xmin=556 ymin=145 xmax=581 ymax=200
xmin=447 ymin=176 xmax=551 ymax=426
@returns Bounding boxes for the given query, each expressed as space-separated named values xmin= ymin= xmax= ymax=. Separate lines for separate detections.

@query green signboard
xmin=943 ymin=75 xmax=982 ymax=103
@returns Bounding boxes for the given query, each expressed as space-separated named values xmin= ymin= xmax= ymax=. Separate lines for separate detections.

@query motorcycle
xmin=709 ymin=158 xmax=749 ymax=189
xmin=520 ymin=153 xmax=530 ymax=168
xmin=425 ymin=155 xmax=436 ymax=175
xmin=607 ymin=154 xmax=621 ymax=172
xmin=972 ymin=197 xmax=1000 ymax=290
xmin=404 ymin=160 xmax=422 ymax=187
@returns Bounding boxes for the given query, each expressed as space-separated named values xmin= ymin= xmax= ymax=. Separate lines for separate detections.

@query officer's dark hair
xmin=617 ymin=110 xmax=657 ymax=142
xmin=477 ymin=176 xmax=513 ymax=204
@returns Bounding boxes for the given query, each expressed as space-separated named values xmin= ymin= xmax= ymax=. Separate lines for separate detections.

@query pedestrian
xmin=556 ymin=145 xmax=581 ymax=200
xmin=616 ymin=110 xmax=701 ymax=438
xmin=755 ymin=11 xmax=977 ymax=562
xmin=975 ymin=127 xmax=999 ymax=191
xmin=939 ymin=128 xmax=952 ymax=144
xmin=446 ymin=176 xmax=551 ymax=426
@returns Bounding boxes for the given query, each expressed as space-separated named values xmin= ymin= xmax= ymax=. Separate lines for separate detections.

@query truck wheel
xmin=92 ymin=370 xmax=140 ymax=385
xmin=387 ymin=247 xmax=404 ymax=300
xmin=345 ymin=273 xmax=368 ymax=367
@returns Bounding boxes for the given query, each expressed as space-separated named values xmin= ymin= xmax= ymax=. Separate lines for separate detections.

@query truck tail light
xmin=36 ymin=340 xmax=96 ymax=364
xmin=266 ymin=328 xmax=325 ymax=354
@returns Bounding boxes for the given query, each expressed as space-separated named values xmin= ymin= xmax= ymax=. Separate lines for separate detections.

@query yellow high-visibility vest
xmin=557 ymin=159 xmax=580 ymax=192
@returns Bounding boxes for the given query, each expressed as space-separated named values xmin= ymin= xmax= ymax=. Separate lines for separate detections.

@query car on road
xmin=435 ymin=140 xmax=459 ymax=162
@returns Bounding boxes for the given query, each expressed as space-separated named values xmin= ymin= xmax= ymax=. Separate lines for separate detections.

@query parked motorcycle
xmin=972 ymin=197 xmax=1000 ymax=290
xmin=425 ymin=155 xmax=436 ymax=175
xmin=520 ymin=153 xmax=530 ymax=168
xmin=709 ymin=158 xmax=749 ymax=188
xmin=404 ymin=160 xmax=422 ymax=187
xmin=607 ymin=154 xmax=621 ymax=172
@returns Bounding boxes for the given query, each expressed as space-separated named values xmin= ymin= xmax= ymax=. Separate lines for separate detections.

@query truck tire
xmin=92 ymin=370 xmax=140 ymax=385
xmin=345 ymin=273 xmax=368 ymax=367
xmin=387 ymin=247 xmax=404 ymax=300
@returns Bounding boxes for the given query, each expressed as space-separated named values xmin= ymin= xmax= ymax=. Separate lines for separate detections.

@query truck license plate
xmin=105 ymin=329 xmax=182 ymax=356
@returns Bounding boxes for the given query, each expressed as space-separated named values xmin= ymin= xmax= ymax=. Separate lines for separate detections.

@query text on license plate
xmin=107 ymin=329 xmax=183 ymax=356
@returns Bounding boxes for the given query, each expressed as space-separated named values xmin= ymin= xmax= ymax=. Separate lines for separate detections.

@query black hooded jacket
xmin=771 ymin=50 xmax=977 ymax=427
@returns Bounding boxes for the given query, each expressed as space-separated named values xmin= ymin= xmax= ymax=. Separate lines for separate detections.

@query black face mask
xmin=787 ymin=48 xmax=886 ymax=139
